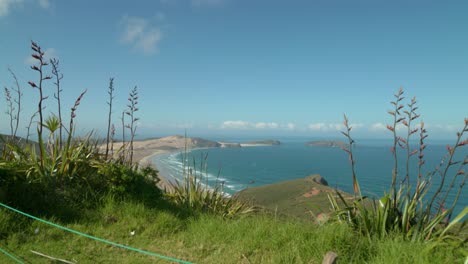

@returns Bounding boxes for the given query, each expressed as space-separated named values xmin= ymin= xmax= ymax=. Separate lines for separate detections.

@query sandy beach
xmin=101 ymin=136 xmax=282 ymax=191
xmin=102 ymin=136 xmax=218 ymax=190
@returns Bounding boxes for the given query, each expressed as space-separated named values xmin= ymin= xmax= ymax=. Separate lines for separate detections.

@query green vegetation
xmin=168 ymin=144 xmax=254 ymax=218
xmin=0 ymin=41 xmax=466 ymax=263
xmin=0 ymin=198 xmax=464 ymax=263
xmin=236 ymin=174 xmax=344 ymax=220
xmin=329 ymin=89 xmax=467 ymax=246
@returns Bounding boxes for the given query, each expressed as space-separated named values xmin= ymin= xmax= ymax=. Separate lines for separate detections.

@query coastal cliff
xmin=236 ymin=174 xmax=351 ymax=220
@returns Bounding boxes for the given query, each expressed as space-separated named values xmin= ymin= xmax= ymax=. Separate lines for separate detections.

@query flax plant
xmin=28 ymin=41 xmax=52 ymax=168
xmin=119 ymin=110 xmax=127 ymax=162
xmin=50 ymin=58 xmax=64 ymax=149
xmin=3 ymin=87 xmax=15 ymax=137
xmin=25 ymin=111 xmax=38 ymax=143
xmin=168 ymin=136 xmax=255 ymax=218
xmin=125 ymin=86 xmax=139 ymax=164
xmin=5 ymin=68 xmax=22 ymax=139
xmin=328 ymin=88 xmax=467 ymax=245
xmin=110 ymin=123 xmax=116 ymax=158
xmin=105 ymin=78 xmax=115 ymax=160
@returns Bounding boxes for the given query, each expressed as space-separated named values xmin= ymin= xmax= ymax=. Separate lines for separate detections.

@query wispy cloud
xmin=120 ymin=15 xmax=164 ymax=55
xmin=192 ymin=0 xmax=226 ymax=7
xmin=0 ymin=0 xmax=50 ymax=18
xmin=221 ymin=121 xmax=282 ymax=130
xmin=0 ymin=0 xmax=22 ymax=17
xmin=38 ymin=0 xmax=50 ymax=9
xmin=370 ymin=122 xmax=386 ymax=132
xmin=221 ymin=120 xmax=251 ymax=129
xmin=24 ymin=48 xmax=58 ymax=65
xmin=254 ymin=122 xmax=279 ymax=129
xmin=369 ymin=122 xmax=406 ymax=132
xmin=286 ymin=123 xmax=296 ymax=130
xmin=308 ymin=122 xmax=344 ymax=132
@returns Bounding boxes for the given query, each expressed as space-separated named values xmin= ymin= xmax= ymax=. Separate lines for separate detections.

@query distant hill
xmin=236 ymin=174 xmax=352 ymax=220
xmin=305 ymin=140 xmax=347 ymax=148
xmin=191 ymin=137 xmax=221 ymax=148
xmin=0 ymin=134 xmax=38 ymax=151
xmin=243 ymin=140 xmax=281 ymax=146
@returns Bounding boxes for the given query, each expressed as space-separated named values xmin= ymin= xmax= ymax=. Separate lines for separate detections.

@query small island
xmin=219 ymin=142 xmax=242 ymax=148
xmin=305 ymin=140 xmax=347 ymax=148
xmin=240 ymin=140 xmax=281 ymax=147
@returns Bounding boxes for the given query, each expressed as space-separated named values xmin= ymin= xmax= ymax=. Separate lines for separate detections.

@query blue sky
xmin=0 ymin=0 xmax=467 ymax=140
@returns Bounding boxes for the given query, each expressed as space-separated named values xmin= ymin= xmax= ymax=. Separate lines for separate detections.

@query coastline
xmin=137 ymin=149 xmax=181 ymax=191
xmin=103 ymin=135 xmax=282 ymax=193
xmin=137 ymin=146 xmax=217 ymax=191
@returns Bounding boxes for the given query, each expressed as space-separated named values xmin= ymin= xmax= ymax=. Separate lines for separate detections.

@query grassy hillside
xmin=0 ymin=197 xmax=463 ymax=264
xmin=1 ymin=42 xmax=466 ymax=263
xmin=236 ymin=174 xmax=351 ymax=220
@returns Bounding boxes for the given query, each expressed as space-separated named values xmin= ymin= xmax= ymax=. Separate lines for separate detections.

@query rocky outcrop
xmin=306 ymin=174 xmax=329 ymax=186
xmin=191 ymin=137 xmax=221 ymax=148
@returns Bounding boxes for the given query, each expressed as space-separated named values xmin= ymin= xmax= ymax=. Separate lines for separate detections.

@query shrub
xmin=329 ymin=89 xmax=468 ymax=244
xmin=329 ymin=88 xmax=467 ymax=247
xmin=167 ymin=141 xmax=255 ymax=218
xmin=0 ymin=41 xmax=161 ymax=219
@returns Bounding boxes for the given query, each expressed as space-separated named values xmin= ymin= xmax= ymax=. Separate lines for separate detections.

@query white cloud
xmin=221 ymin=120 xmax=250 ymax=129
xmin=286 ymin=123 xmax=296 ymax=130
xmin=254 ymin=122 xmax=267 ymax=129
xmin=221 ymin=121 xmax=283 ymax=130
xmin=136 ymin=28 xmax=162 ymax=54
xmin=370 ymin=122 xmax=386 ymax=132
xmin=308 ymin=123 xmax=343 ymax=132
xmin=434 ymin=124 xmax=458 ymax=132
xmin=308 ymin=123 xmax=326 ymax=131
xmin=38 ymin=0 xmax=49 ymax=9
xmin=24 ymin=48 xmax=58 ymax=65
xmin=0 ymin=0 xmax=22 ymax=17
xmin=120 ymin=15 xmax=164 ymax=55
xmin=192 ymin=0 xmax=226 ymax=7
xmin=350 ymin=123 xmax=364 ymax=129
xmin=254 ymin=122 xmax=279 ymax=129
xmin=121 ymin=17 xmax=147 ymax=43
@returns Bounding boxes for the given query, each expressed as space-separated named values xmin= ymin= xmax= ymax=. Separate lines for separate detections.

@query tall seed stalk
xmin=340 ymin=114 xmax=361 ymax=198
xmin=386 ymin=87 xmax=405 ymax=205
xmin=414 ymin=121 xmax=428 ymax=196
xmin=50 ymin=58 xmax=64 ymax=149
xmin=105 ymin=78 xmax=115 ymax=160
xmin=110 ymin=123 xmax=115 ymax=158
xmin=426 ymin=121 xmax=468 ymax=218
xmin=401 ymin=97 xmax=420 ymax=200
xmin=28 ymin=41 xmax=52 ymax=168
xmin=120 ymin=111 xmax=126 ymax=162
xmin=125 ymin=86 xmax=139 ymax=164
xmin=26 ymin=111 xmax=39 ymax=142
xmin=7 ymin=68 xmax=22 ymax=139
xmin=3 ymin=87 xmax=15 ymax=137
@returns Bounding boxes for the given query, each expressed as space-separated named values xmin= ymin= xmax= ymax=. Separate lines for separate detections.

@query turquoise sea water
xmin=152 ymin=138 xmax=467 ymax=214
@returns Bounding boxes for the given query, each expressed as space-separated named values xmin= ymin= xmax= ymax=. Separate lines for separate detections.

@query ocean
xmin=152 ymin=137 xmax=467 ymax=215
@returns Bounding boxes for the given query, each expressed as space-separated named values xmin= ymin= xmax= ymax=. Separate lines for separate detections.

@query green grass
xmin=236 ymin=174 xmax=350 ymax=220
xmin=1 ymin=43 xmax=466 ymax=263
xmin=0 ymin=197 xmax=464 ymax=264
